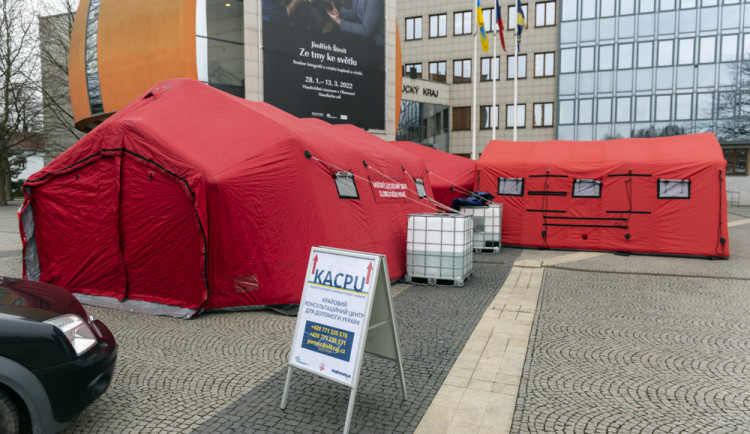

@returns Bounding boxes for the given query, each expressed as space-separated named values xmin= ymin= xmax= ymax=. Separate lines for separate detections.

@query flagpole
xmin=513 ymin=15 xmax=518 ymax=142
xmin=492 ymin=27 xmax=497 ymax=141
xmin=472 ymin=3 xmax=478 ymax=161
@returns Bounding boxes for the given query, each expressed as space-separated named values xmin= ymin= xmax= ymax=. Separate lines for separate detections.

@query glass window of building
xmin=702 ymin=0 xmax=717 ymax=5
xmin=721 ymin=35 xmax=738 ymax=62
xmin=561 ymin=48 xmax=576 ymax=73
xmin=621 ymin=0 xmax=635 ymax=14
xmin=718 ymin=92 xmax=735 ymax=118
xmin=581 ymin=46 xmax=595 ymax=71
xmin=405 ymin=63 xmax=422 ymax=78
xmin=619 ymin=16 xmax=635 ymax=38
xmin=533 ymin=103 xmax=554 ymax=127
xmin=480 ymin=105 xmax=499 ymax=129
xmin=655 ymin=95 xmax=671 ymax=120
xmin=724 ymin=149 xmax=748 ymax=175
xmin=597 ymin=98 xmax=612 ymax=123
xmin=696 ymin=93 xmax=713 ymax=119
xmin=429 ymin=61 xmax=447 ymax=82
xmin=481 ymin=57 xmax=500 ymax=81
xmin=675 ymin=94 xmax=692 ymax=119
xmin=454 ymin=11 xmax=472 ymax=35
xmin=660 ymin=0 xmax=676 ymax=10
xmin=678 ymin=38 xmax=695 ymax=64
xmin=680 ymin=0 xmax=696 ymax=8
xmin=452 ymin=107 xmax=471 ymax=130
xmin=507 ymin=55 xmax=528 ymax=79
xmin=638 ymin=42 xmax=654 ymax=68
xmin=581 ymin=0 xmax=596 ymax=19
xmin=581 ymin=20 xmax=597 ymax=41
xmin=700 ymin=7 xmax=718 ymax=31
xmin=483 ymin=8 xmax=499 ymax=32
xmin=561 ymin=0 xmax=577 ymax=21
xmin=722 ymin=4 xmax=741 ymax=29
xmin=658 ymin=10 xmax=676 ymax=34
xmin=599 ymin=45 xmax=614 ymax=70
xmin=679 ymin=9 xmax=697 ymax=33
xmin=559 ymin=100 xmax=575 ymax=124
xmin=453 ymin=59 xmax=471 ymax=83
xmin=745 ymin=34 xmax=750 ymax=61
xmin=616 ymin=97 xmax=631 ymax=122
xmin=197 ymin=0 xmax=245 ymax=98
xmin=638 ymin=13 xmax=656 ymax=37
xmin=636 ymin=96 xmax=651 ymax=121
xmin=509 ymin=5 xmax=529 ymax=28
xmin=579 ymin=99 xmax=593 ymax=123
xmin=601 ymin=0 xmax=616 ymax=16
xmin=429 ymin=14 xmax=447 ymax=38
xmin=535 ymin=53 xmax=555 ymax=77
xmin=618 ymin=43 xmax=633 ymax=69
xmin=641 ymin=0 xmax=656 ymax=12
xmin=506 ymin=104 xmax=526 ymax=128
xmin=536 ymin=2 xmax=556 ymax=26
xmin=657 ymin=40 xmax=674 ymax=66
xmin=699 ymin=36 xmax=716 ymax=63
xmin=405 ymin=17 xmax=422 ymax=40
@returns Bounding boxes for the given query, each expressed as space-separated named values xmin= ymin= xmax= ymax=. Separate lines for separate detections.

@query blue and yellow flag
xmin=516 ymin=0 xmax=527 ymax=50
xmin=477 ymin=1 xmax=489 ymax=52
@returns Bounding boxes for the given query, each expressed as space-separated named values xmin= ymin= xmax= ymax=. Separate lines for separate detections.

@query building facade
xmin=397 ymin=0 xmax=560 ymax=157
xmin=397 ymin=0 xmax=749 ymax=202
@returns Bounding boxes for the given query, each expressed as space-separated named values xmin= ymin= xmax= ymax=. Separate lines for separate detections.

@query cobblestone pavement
xmin=511 ymin=210 xmax=750 ymax=433
xmin=57 ymin=252 xmax=519 ymax=432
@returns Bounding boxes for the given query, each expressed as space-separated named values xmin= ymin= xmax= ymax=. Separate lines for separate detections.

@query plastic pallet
xmin=402 ymin=273 xmax=471 ymax=287
xmin=474 ymin=246 xmax=501 ymax=254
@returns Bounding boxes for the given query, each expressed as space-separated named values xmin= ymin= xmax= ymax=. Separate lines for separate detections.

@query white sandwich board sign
xmin=281 ymin=246 xmax=407 ymax=433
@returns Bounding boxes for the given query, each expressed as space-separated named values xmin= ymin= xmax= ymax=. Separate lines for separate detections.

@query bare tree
xmin=1 ymin=0 xmax=44 ymax=205
xmin=716 ymin=62 xmax=750 ymax=143
xmin=38 ymin=0 xmax=82 ymax=161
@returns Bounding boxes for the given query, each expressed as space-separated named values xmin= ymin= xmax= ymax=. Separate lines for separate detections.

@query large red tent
xmin=20 ymin=79 xmax=436 ymax=318
xmin=476 ymin=135 xmax=730 ymax=258
xmin=391 ymin=141 xmax=477 ymax=208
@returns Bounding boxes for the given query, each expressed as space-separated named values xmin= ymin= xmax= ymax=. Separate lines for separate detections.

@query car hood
xmin=0 ymin=277 xmax=88 ymax=321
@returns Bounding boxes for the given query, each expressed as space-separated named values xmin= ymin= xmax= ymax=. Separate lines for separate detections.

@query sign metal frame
xmin=281 ymin=246 xmax=407 ymax=433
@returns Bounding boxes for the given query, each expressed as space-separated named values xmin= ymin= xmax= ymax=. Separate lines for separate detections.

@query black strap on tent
xmin=544 ymin=223 xmax=628 ymax=229
xmin=528 ymin=191 xmax=567 ymax=196
xmin=545 ymin=216 xmax=627 ymax=221
xmin=717 ymin=169 xmax=727 ymax=255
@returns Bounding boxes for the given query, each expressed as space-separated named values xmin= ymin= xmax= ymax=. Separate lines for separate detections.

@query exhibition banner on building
xmin=261 ymin=0 xmax=385 ymax=130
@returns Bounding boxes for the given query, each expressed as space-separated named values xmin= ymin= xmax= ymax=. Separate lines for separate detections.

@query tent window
xmin=572 ymin=179 xmax=602 ymax=198
xmin=658 ymin=179 xmax=690 ymax=199
xmin=414 ymin=178 xmax=427 ymax=198
xmin=498 ymin=177 xmax=524 ymax=196
xmin=335 ymin=172 xmax=359 ymax=199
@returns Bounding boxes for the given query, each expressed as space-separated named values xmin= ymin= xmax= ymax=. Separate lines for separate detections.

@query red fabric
xmin=23 ymin=79 xmax=436 ymax=313
xmin=476 ymin=136 xmax=730 ymax=258
xmin=392 ymin=141 xmax=477 ymax=208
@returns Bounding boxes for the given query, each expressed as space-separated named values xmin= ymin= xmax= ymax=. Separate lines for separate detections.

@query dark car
xmin=0 ymin=277 xmax=117 ymax=433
